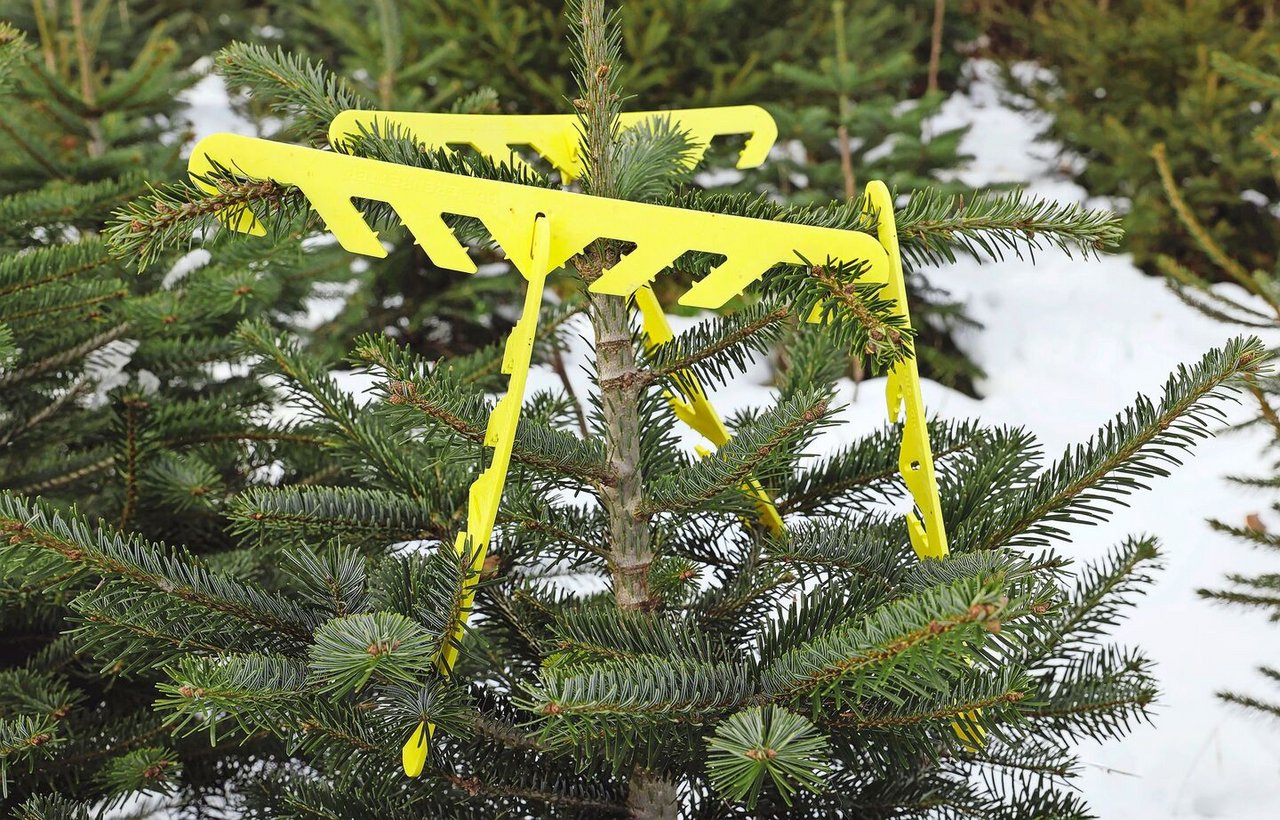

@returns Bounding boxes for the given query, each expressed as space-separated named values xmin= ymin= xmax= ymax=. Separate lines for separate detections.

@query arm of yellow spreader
xmin=187 ymin=133 xmax=890 ymax=307
xmin=402 ymin=215 xmax=553 ymax=778
xmin=328 ymin=105 xmax=778 ymax=182
xmin=634 ymin=287 xmax=785 ymax=537
xmin=854 ymin=186 xmax=979 ymax=745
xmin=857 ymin=182 xmax=948 ymax=561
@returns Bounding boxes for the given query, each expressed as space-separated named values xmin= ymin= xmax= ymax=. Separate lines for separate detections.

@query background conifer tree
xmin=737 ymin=0 xmax=979 ymax=392
xmin=985 ymin=0 xmax=1279 ymax=286
xmin=0 ymin=1 xmax=1267 ymax=816
xmin=1149 ymin=51 xmax=1280 ymax=720
xmin=0 ymin=5 xmax=348 ymax=809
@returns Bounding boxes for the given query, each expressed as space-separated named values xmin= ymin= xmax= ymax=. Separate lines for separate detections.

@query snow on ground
xmin=184 ymin=57 xmax=1280 ymax=817
xmin=176 ymin=58 xmax=258 ymax=149
xmin=926 ymin=62 xmax=1280 ymax=818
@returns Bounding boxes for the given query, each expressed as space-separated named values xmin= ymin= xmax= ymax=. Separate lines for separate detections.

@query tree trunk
xmin=927 ymin=0 xmax=946 ymax=94
xmin=572 ymin=0 xmax=656 ymax=612
xmin=571 ymin=2 xmax=670 ymax=811
xmin=589 ymin=286 xmax=655 ymax=610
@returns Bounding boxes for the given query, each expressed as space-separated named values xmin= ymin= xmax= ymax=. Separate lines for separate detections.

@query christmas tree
xmin=0 ymin=5 xmax=348 ymax=810
xmin=1 ymin=2 xmax=1267 ymax=815
xmin=1152 ymin=51 xmax=1280 ymax=720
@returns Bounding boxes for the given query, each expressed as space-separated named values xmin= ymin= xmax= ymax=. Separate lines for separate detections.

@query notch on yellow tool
xmin=398 ymin=213 xmax=554 ymax=777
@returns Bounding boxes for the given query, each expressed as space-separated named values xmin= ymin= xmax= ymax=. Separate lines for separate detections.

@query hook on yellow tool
xmin=329 ymin=105 xmax=778 ymax=182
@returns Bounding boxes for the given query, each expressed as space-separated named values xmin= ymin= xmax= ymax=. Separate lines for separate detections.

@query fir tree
xmin=0 ymin=5 xmax=347 ymax=809
xmin=0 ymin=4 xmax=352 ymax=535
xmin=1151 ymin=51 xmax=1280 ymax=720
xmin=0 ymin=2 xmax=1266 ymax=816
xmin=996 ymin=0 xmax=1279 ymax=285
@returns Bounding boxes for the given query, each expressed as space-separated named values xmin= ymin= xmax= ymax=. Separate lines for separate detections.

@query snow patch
xmin=927 ymin=60 xmax=1280 ymax=819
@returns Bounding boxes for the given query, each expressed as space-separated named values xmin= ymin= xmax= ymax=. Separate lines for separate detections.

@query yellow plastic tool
xmin=402 ymin=214 xmax=553 ymax=778
xmin=329 ymin=105 xmax=778 ymax=182
xmin=190 ymin=133 xmax=884 ymax=308
xmin=188 ymin=133 xmax=946 ymax=554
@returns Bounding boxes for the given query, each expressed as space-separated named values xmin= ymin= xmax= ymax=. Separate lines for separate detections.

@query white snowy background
xmin=176 ymin=59 xmax=1280 ymax=818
